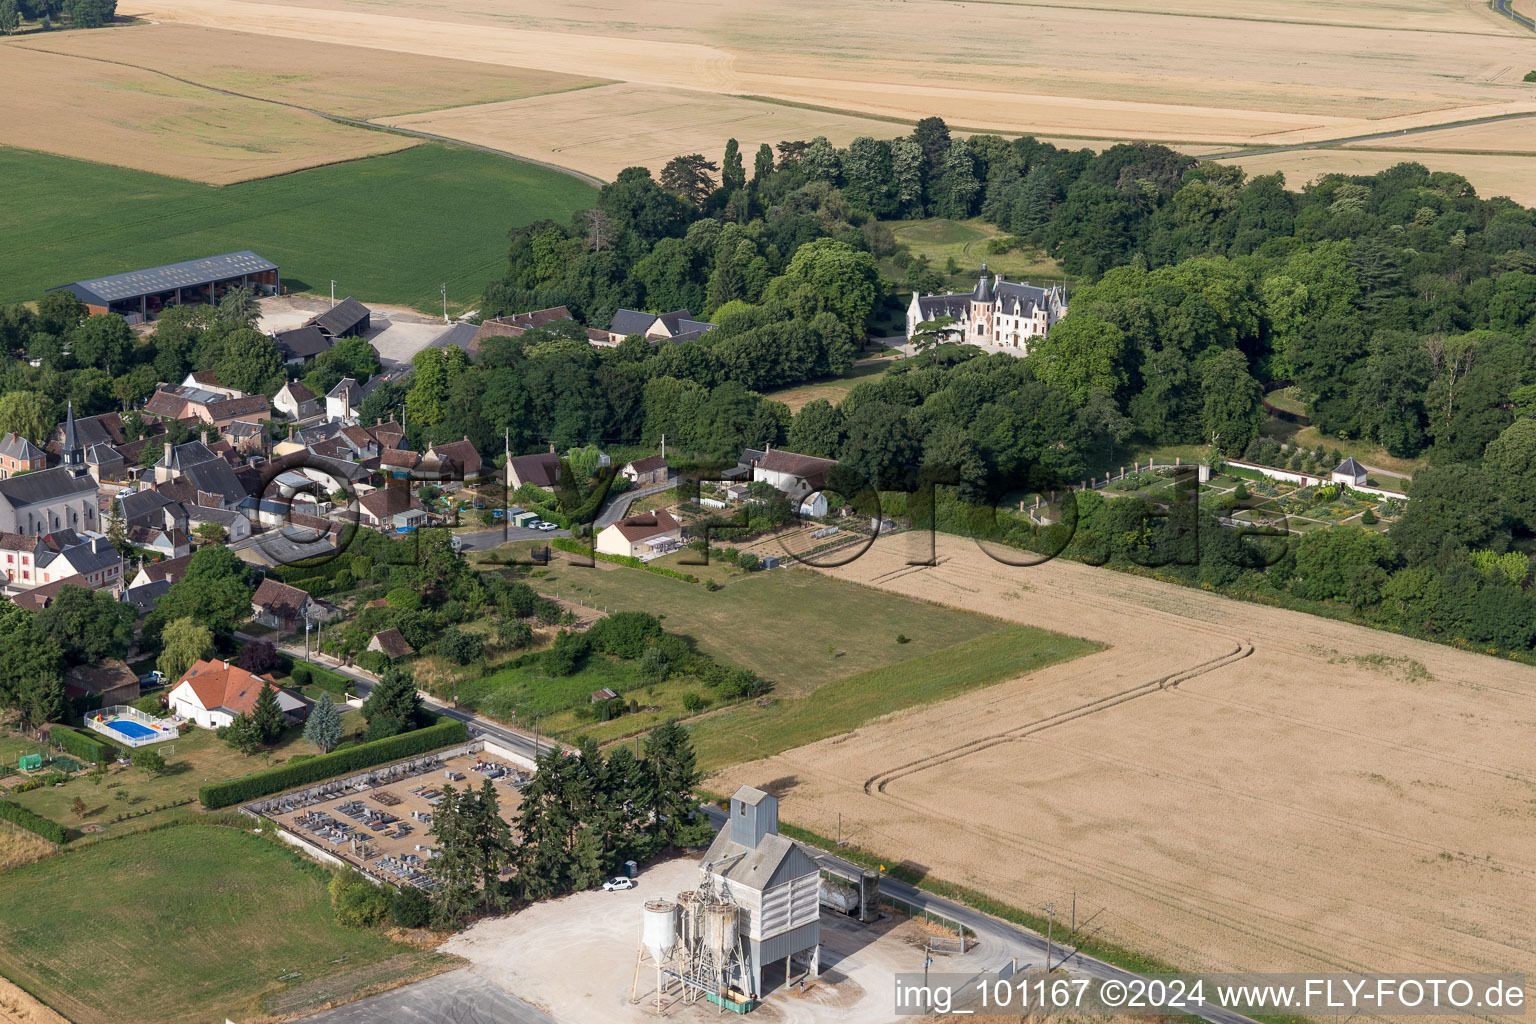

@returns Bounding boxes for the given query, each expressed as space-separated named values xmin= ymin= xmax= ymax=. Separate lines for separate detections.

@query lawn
xmin=763 ymin=358 xmax=893 ymax=412
xmin=687 ymin=626 xmax=1100 ymax=771
xmin=885 ymin=217 xmax=1068 ymax=291
xmin=0 ymin=824 xmax=436 ymax=1024
xmin=525 ymin=561 xmax=1008 ymax=694
xmin=0 ymin=714 xmax=356 ymax=844
xmin=0 ymin=143 xmax=596 ymax=313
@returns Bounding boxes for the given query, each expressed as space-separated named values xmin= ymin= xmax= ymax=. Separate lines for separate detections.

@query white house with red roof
xmin=168 ymin=658 xmax=307 ymax=729
xmin=595 ymin=509 xmax=682 ymax=560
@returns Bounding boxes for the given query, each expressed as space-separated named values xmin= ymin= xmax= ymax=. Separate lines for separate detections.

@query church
xmin=905 ymin=264 xmax=1068 ymax=355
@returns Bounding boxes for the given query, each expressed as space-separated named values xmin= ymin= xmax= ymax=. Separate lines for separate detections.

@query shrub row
xmin=551 ymin=538 xmax=700 ymax=584
xmin=290 ymin=662 xmax=351 ymax=695
xmin=198 ymin=716 xmax=467 ymax=809
xmin=50 ymin=724 xmax=117 ymax=765
xmin=0 ymin=800 xmax=67 ymax=844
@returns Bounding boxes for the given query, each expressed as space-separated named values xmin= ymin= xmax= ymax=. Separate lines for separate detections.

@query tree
xmin=222 ymin=713 xmax=261 ymax=755
xmin=361 ymin=665 xmax=423 ymax=732
xmin=158 ymin=618 xmax=213 ymax=684
xmin=764 ymin=238 xmax=881 ymax=334
xmin=390 ymin=885 xmax=432 ymax=928
xmin=751 ymin=143 xmax=774 ymax=186
xmin=439 ymin=627 xmax=482 ymax=665
xmin=218 ymin=285 xmax=260 ymax=326
xmin=131 ymin=748 xmax=166 ymax=778
xmin=497 ymin=618 xmax=533 ymax=650
xmin=237 ymin=640 xmax=281 ymax=676
xmin=251 ymin=682 xmax=285 ymax=746
xmin=721 ymin=138 xmax=747 ymax=193
xmin=0 ymin=0 xmax=19 ymax=34
xmin=330 ymin=871 xmax=390 ymax=929
xmin=1029 ymin=313 xmax=1127 ymax=404
xmin=37 ymin=585 xmax=135 ymax=665
xmin=303 ymin=692 xmax=343 ymax=753
xmin=214 ymin=328 xmax=283 ymax=394
xmin=1483 ymin=417 xmax=1536 ymax=530
xmin=909 ymin=315 xmax=959 ymax=354
xmin=659 ymin=153 xmax=719 ymax=206
xmin=71 ymin=314 xmax=133 ymax=375
xmin=642 ymin=719 xmax=703 ymax=849
xmin=427 ymin=780 xmax=515 ymax=926
xmin=1199 ymin=348 xmax=1263 ymax=454
xmin=0 ymin=390 xmax=52 ymax=442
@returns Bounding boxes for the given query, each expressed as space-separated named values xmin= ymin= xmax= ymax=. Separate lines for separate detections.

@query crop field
xmin=1216 ymin=146 xmax=1536 ymax=207
xmin=887 ymin=217 xmax=1069 ymax=287
xmin=710 ymin=535 xmax=1536 ymax=987
xmin=0 ymin=144 xmax=595 ymax=310
xmin=0 ymin=44 xmax=413 ymax=184
xmin=0 ymin=825 xmax=432 ymax=1024
xmin=380 ymin=84 xmax=911 ymax=183
xmin=134 ymin=0 xmax=1535 ymax=153
xmin=10 ymin=24 xmax=607 ymax=119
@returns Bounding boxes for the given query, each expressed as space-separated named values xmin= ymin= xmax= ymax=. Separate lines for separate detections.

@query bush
xmin=586 ymin=611 xmax=662 ymax=659
xmin=330 ymin=872 xmax=390 ymax=929
xmin=237 ymin=640 xmax=281 ymax=676
xmin=290 ymin=663 xmax=312 ymax=687
xmin=1361 ymin=508 xmax=1378 ymax=525
xmin=681 ymin=691 xmax=706 ymax=713
xmin=736 ymin=551 xmax=760 ymax=572
xmin=0 ymin=801 xmax=66 ymax=844
xmin=390 ymin=884 xmax=432 ymax=928
xmin=198 ymin=716 xmax=467 ymax=809
xmin=50 ymin=724 xmax=115 ymax=765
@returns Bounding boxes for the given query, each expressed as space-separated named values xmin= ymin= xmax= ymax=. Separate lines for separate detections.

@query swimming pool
xmin=105 ymin=719 xmax=157 ymax=741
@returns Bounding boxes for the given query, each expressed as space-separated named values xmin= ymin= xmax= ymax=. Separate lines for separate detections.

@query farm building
xmin=621 ymin=455 xmax=668 ymax=487
xmin=1332 ymin=458 xmax=1368 ymax=486
xmin=702 ymin=785 xmax=821 ymax=999
xmin=606 ymin=308 xmax=716 ymax=345
xmin=251 ymin=577 xmax=318 ymax=631
xmin=47 ymin=251 xmax=279 ymax=321
xmin=367 ymin=628 xmax=413 ymax=659
xmin=308 ymin=297 xmax=372 ymax=339
xmin=273 ymin=326 xmax=332 ymax=365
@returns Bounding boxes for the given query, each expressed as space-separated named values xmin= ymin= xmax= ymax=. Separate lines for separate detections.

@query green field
xmin=527 ymin=561 xmax=1007 ymax=693
xmin=1 ymin=143 xmax=596 ymax=312
xmin=0 ymin=824 xmax=436 ymax=1024
xmin=688 ymin=626 xmax=1100 ymax=770
xmin=886 ymin=217 xmax=1068 ymax=291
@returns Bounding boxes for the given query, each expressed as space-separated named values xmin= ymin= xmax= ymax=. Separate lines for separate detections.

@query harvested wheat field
xmin=0 ymin=44 xmax=412 ymax=183
xmin=0 ymin=823 xmax=54 ymax=874
xmin=136 ymin=0 xmax=1536 ymax=158
xmin=1218 ymin=148 xmax=1536 ymax=207
xmin=0 ymin=976 xmax=67 ymax=1024
xmin=382 ymin=85 xmax=910 ymax=183
xmin=711 ymin=535 xmax=1536 ymax=991
xmin=11 ymin=23 xmax=608 ymax=119
xmin=1343 ymin=115 xmax=1536 ymax=153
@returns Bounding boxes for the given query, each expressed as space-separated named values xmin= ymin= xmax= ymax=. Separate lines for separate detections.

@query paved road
xmin=594 ymin=477 xmax=677 ymax=527
xmin=701 ymin=805 xmax=1262 ymax=1024
xmin=1203 ymin=108 xmax=1536 ymax=160
xmin=300 ymin=969 xmax=556 ymax=1024
xmin=454 ymin=524 xmax=569 ymax=550
xmin=1494 ymin=0 xmax=1536 ymax=30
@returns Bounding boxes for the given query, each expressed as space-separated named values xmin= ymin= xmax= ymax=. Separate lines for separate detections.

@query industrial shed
xmin=309 ymin=297 xmax=372 ymax=338
xmin=48 ymin=251 xmax=279 ymax=321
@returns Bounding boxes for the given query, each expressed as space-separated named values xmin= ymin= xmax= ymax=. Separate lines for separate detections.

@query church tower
xmin=61 ymin=400 xmax=84 ymax=474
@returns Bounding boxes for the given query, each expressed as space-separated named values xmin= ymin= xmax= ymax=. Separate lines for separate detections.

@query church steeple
xmin=62 ymin=400 xmax=82 ymax=468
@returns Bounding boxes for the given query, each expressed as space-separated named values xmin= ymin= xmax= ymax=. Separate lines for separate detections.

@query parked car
xmin=536 ymin=521 xmax=559 ymax=532
xmin=602 ymin=877 xmax=635 ymax=891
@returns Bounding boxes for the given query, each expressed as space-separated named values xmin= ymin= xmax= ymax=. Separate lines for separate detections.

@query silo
xmin=859 ymin=869 xmax=880 ymax=923
xmin=701 ymin=901 xmax=739 ymax=958
xmin=677 ymin=890 xmax=705 ymax=953
xmin=641 ymin=900 xmax=678 ymax=961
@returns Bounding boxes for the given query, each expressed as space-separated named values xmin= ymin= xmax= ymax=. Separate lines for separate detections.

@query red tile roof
xmin=176 ymin=659 xmax=291 ymax=716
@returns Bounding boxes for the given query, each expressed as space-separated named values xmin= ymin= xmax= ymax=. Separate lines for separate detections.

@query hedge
xmin=0 ymin=800 xmax=67 ymax=844
xmin=50 ymin=724 xmax=117 ymax=765
xmin=198 ymin=716 xmax=467 ymax=809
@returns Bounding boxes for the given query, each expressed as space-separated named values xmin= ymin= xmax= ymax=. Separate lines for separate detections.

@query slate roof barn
xmin=47 ymin=251 xmax=279 ymax=319
xmin=309 ymin=297 xmax=372 ymax=338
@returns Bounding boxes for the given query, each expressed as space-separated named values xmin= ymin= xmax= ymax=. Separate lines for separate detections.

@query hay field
xmin=710 ymin=536 xmax=1536 ymax=986
xmin=0 ymin=45 xmax=412 ymax=183
xmin=10 ymin=23 xmax=607 ymax=118
xmin=380 ymin=84 xmax=910 ymax=182
xmin=1218 ymin=148 xmax=1536 ymax=206
xmin=136 ymin=0 xmax=1536 ymax=152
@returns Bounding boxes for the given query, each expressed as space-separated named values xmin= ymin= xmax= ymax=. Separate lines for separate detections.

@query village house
xmin=272 ymin=325 xmax=332 ymax=365
xmin=273 ymin=380 xmax=321 ymax=420
xmin=143 ymin=384 xmax=271 ymax=428
xmin=750 ymin=447 xmax=837 ymax=516
xmin=505 ymin=451 xmax=563 ymax=490
xmin=178 ymin=371 xmax=245 ymax=400
xmin=0 ymin=433 xmax=45 ymax=478
xmin=906 ymin=264 xmax=1068 ymax=354
xmin=251 ymin=577 xmax=317 ymax=631
xmin=65 ymin=660 xmax=140 ymax=708
xmin=326 ymin=378 xmax=362 ymax=423
xmin=621 ymin=455 xmax=669 ymax=487
xmin=595 ymin=509 xmax=683 ymax=560
xmin=605 ymin=308 xmax=717 ymax=345
xmin=356 ymin=486 xmax=427 ymax=532
xmin=425 ymin=438 xmax=483 ymax=482
xmin=129 ymin=551 xmax=194 ymax=589
xmin=168 ymin=658 xmax=308 ymax=730
xmin=367 ymin=628 xmax=414 ymax=659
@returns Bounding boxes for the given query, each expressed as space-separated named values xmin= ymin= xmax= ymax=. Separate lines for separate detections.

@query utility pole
xmin=304 ymin=614 xmax=312 ymax=663
xmin=533 ymin=713 xmax=542 ymax=761
xmin=660 ymin=433 xmax=665 ymax=458
xmin=441 ymin=282 xmax=448 ymax=324
xmin=330 ymin=281 xmax=336 ymax=307
xmin=1071 ymin=892 xmax=1076 ymax=940
xmin=1043 ymin=901 xmax=1056 ymax=971
xmin=923 ymin=955 xmax=933 ymax=1010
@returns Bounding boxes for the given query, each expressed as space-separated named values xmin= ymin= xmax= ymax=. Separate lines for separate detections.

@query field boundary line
xmin=5 ymin=41 xmax=606 ymax=187
xmin=863 ymin=641 xmax=1253 ymax=793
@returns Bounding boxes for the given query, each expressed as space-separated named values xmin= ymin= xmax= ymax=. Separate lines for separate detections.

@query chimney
xmin=548 ymin=443 xmax=555 ymax=454
xmin=163 ymin=441 xmax=172 ymax=464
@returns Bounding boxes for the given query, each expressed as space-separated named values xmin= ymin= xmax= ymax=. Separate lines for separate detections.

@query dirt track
xmin=711 ymin=536 xmax=1536 ymax=985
